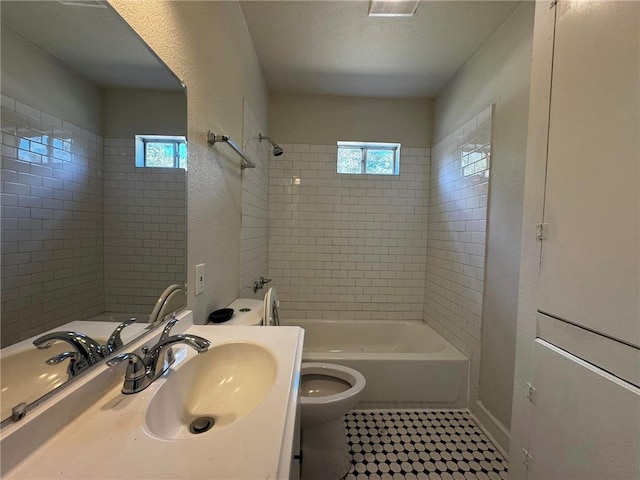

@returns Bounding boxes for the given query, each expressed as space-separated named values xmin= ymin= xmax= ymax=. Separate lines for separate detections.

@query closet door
xmin=538 ymin=0 xmax=639 ymax=347
xmin=528 ymin=339 xmax=640 ymax=480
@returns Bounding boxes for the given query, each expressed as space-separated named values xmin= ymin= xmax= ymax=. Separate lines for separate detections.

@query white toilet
xmin=299 ymin=362 xmax=366 ymax=480
xmin=223 ymin=289 xmax=366 ymax=480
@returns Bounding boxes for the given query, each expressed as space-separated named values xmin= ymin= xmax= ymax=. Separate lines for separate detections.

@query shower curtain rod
xmin=207 ymin=131 xmax=256 ymax=169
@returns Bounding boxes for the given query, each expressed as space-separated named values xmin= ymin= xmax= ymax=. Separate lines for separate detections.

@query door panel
xmin=538 ymin=0 xmax=639 ymax=347
xmin=529 ymin=340 xmax=640 ymax=480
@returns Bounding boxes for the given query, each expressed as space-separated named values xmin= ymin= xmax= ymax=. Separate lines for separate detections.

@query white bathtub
xmin=282 ymin=319 xmax=469 ymax=409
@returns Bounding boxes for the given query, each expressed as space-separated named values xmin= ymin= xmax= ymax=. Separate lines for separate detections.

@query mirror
xmin=0 ymin=1 xmax=187 ymax=423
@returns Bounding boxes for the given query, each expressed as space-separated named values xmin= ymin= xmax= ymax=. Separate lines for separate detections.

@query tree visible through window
xmin=337 ymin=141 xmax=400 ymax=175
xmin=135 ymin=135 xmax=187 ymax=169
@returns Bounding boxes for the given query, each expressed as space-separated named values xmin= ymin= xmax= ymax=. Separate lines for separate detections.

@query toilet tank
xmin=221 ymin=298 xmax=264 ymax=326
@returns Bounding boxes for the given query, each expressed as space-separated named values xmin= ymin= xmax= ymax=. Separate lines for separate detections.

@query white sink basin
xmin=1 ymin=335 xmax=106 ymax=420
xmin=145 ymin=342 xmax=277 ymax=440
xmin=0 ymin=346 xmax=68 ymax=420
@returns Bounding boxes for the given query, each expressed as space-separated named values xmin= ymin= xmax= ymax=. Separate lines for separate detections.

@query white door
xmin=528 ymin=339 xmax=640 ymax=480
xmin=537 ymin=0 xmax=640 ymax=347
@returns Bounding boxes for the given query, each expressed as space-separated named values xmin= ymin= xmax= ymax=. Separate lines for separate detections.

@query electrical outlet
xmin=195 ymin=263 xmax=205 ymax=295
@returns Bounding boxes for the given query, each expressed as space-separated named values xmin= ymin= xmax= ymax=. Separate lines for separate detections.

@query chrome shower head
xmin=259 ymin=134 xmax=284 ymax=157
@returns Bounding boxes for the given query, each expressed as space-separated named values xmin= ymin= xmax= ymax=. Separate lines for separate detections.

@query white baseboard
xmin=470 ymin=400 xmax=510 ymax=460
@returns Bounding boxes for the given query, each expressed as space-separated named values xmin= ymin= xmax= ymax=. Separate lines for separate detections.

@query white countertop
xmin=2 ymin=317 xmax=304 ymax=480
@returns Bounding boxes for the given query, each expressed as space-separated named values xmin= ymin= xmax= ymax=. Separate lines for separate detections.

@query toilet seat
xmin=300 ymin=362 xmax=366 ymax=406
xmin=263 ymin=287 xmax=280 ymax=326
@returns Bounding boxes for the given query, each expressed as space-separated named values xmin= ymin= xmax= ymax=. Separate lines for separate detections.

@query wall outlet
xmin=195 ymin=263 xmax=205 ymax=296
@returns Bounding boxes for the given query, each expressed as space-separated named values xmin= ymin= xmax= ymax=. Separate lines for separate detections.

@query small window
xmin=135 ymin=135 xmax=187 ymax=169
xmin=461 ymin=143 xmax=489 ymax=177
xmin=337 ymin=141 xmax=400 ymax=175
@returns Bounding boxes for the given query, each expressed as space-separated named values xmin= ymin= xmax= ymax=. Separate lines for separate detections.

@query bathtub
xmin=282 ymin=319 xmax=469 ymax=409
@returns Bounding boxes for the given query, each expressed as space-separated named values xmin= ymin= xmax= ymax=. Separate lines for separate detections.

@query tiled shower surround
xmin=1 ymin=98 xmax=104 ymax=345
xmin=0 ymin=96 xmax=185 ymax=345
xmin=103 ymin=138 xmax=186 ymax=313
xmin=268 ymin=144 xmax=430 ymax=320
xmin=423 ymin=106 xmax=493 ymax=402
xmin=240 ymin=100 xmax=269 ymax=298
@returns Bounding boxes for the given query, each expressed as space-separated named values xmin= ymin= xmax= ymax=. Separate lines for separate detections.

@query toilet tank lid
xmin=222 ymin=298 xmax=264 ymax=326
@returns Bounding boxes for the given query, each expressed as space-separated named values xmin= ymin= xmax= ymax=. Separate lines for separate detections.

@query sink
xmin=2 ymin=320 xmax=305 ymax=480
xmin=0 ymin=337 xmax=106 ymax=420
xmin=145 ymin=341 xmax=277 ymax=440
xmin=0 ymin=346 xmax=68 ymax=420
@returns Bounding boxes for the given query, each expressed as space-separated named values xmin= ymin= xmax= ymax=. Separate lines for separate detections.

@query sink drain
xmin=189 ymin=416 xmax=215 ymax=434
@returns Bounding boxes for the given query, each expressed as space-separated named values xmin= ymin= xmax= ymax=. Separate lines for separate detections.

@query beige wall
xmin=1 ymin=28 xmax=102 ymax=133
xmin=270 ymin=94 xmax=432 ymax=147
xmin=101 ymin=88 xmax=187 ymax=138
xmin=109 ymin=1 xmax=269 ymax=322
xmin=433 ymin=2 xmax=534 ymax=441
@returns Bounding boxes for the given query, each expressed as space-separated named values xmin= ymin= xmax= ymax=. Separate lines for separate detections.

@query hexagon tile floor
xmin=343 ymin=410 xmax=508 ymax=480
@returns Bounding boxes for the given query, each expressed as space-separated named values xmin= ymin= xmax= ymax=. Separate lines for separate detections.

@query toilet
xmin=299 ymin=362 xmax=366 ymax=480
xmin=223 ymin=289 xmax=366 ymax=480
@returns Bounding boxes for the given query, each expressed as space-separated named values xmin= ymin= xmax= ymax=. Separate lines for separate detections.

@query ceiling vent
xmin=368 ymin=0 xmax=419 ymax=17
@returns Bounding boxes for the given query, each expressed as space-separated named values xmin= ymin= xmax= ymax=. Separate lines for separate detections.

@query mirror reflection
xmin=0 ymin=1 xmax=187 ymax=422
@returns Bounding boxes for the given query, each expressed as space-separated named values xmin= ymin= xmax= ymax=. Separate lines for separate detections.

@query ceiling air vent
xmin=368 ymin=0 xmax=419 ymax=17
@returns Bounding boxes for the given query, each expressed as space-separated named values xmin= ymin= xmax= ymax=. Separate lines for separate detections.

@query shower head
xmin=259 ymin=134 xmax=284 ymax=157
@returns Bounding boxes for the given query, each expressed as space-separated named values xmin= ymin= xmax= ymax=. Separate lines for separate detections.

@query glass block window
xmin=135 ymin=135 xmax=187 ymax=169
xmin=337 ymin=141 xmax=400 ymax=175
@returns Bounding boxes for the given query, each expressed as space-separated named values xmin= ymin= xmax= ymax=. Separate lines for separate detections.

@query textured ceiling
xmin=240 ymin=1 xmax=522 ymax=97
xmin=1 ymin=1 xmax=182 ymax=90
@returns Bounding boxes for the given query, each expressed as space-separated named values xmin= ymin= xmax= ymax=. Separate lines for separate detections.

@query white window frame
xmin=135 ymin=135 xmax=186 ymax=169
xmin=336 ymin=141 xmax=401 ymax=175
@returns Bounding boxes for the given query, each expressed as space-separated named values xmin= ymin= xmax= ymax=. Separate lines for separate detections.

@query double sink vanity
xmin=0 ymin=311 xmax=304 ymax=479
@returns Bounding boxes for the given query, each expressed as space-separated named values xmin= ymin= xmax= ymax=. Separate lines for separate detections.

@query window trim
xmin=135 ymin=135 xmax=187 ymax=169
xmin=337 ymin=141 xmax=401 ymax=175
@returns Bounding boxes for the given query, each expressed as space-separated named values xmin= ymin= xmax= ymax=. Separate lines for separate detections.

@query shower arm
xmin=207 ymin=131 xmax=256 ymax=169
xmin=259 ymin=133 xmax=277 ymax=147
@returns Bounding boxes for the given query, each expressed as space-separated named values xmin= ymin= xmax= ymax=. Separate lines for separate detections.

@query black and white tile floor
xmin=344 ymin=411 xmax=508 ymax=480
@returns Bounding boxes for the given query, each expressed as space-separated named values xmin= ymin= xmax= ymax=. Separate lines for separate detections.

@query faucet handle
xmin=45 ymin=351 xmax=80 ymax=365
xmin=160 ymin=315 xmax=180 ymax=342
xmin=106 ymin=353 xmax=146 ymax=380
xmin=46 ymin=351 xmax=89 ymax=379
xmin=105 ymin=317 xmax=137 ymax=354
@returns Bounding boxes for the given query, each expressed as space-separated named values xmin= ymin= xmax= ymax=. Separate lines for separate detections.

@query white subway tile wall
xmin=240 ymin=100 xmax=269 ymax=298
xmin=0 ymin=96 xmax=187 ymax=345
xmin=103 ymin=138 xmax=186 ymax=312
xmin=1 ymin=96 xmax=104 ymax=346
xmin=268 ymin=144 xmax=430 ymax=320
xmin=423 ymin=106 xmax=492 ymax=402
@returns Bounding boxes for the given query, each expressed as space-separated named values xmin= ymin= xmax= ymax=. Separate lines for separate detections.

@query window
xmin=337 ymin=141 xmax=400 ymax=175
xmin=461 ymin=143 xmax=489 ymax=177
xmin=135 ymin=135 xmax=187 ymax=169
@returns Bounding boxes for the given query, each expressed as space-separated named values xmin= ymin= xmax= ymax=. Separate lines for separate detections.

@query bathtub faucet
xmin=253 ymin=276 xmax=272 ymax=293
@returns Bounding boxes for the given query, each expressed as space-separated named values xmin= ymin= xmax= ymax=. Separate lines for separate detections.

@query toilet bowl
xmin=300 ymin=362 xmax=366 ymax=480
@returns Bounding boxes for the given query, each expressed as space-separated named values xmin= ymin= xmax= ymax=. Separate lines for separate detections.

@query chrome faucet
xmin=106 ymin=317 xmax=210 ymax=394
xmin=253 ymin=275 xmax=272 ymax=293
xmin=33 ymin=317 xmax=138 ymax=379
xmin=34 ymin=331 xmax=105 ymax=366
